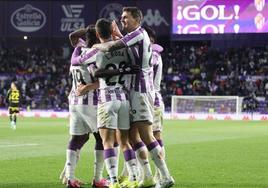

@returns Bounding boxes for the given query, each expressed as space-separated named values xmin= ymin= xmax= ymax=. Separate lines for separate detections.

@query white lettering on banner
xmin=62 ymin=4 xmax=84 ymax=18
xmin=60 ymin=5 xmax=85 ymax=32
xmin=177 ymin=5 xmax=236 ymax=21
xmin=177 ymin=24 xmax=225 ymax=34
xmin=142 ymin=9 xmax=169 ymax=26
xmin=176 ymin=4 xmax=242 ymax=34
xmin=11 ymin=4 xmax=46 ymax=32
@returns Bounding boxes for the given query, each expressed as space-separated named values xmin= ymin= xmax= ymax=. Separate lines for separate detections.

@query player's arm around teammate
xmin=93 ymin=18 xmax=141 ymax=188
xmin=60 ymin=26 xmax=109 ymax=188
xmin=93 ymin=7 xmax=174 ymax=188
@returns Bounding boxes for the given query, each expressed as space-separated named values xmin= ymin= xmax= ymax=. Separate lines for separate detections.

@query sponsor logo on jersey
xmin=11 ymin=4 xmax=46 ymax=32
xmin=60 ymin=4 xmax=85 ymax=32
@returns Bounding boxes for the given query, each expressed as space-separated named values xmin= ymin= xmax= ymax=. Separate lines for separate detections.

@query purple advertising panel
xmin=52 ymin=1 xmax=96 ymax=37
xmin=96 ymin=1 xmax=136 ymax=31
xmin=172 ymin=0 xmax=268 ymax=34
xmin=0 ymin=1 xmax=3 ymax=36
xmin=95 ymin=0 xmax=170 ymax=36
xmin=6 ymin=1 xmax=49 ymax=36
xmin=137 ymin=0 xmax=170 ymax=36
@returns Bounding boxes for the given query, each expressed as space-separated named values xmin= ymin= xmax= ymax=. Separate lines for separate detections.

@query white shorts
xmin=97 ymin=100 xmax=130 ymax=130
xmin=69 ymin=104 xmax=98 ymax=135
xmin=152 ymin=92 xmax=165 ymax=132
xmin=130 ymin=90 xmax=155 ymax=124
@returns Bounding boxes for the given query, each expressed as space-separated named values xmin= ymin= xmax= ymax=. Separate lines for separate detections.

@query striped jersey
xmin=96 ymin=48 xmax=131 ymax=103
xmin=151 ymin=44 xmax=164 ymax=106
xmin=152 ymin=44 xmax=163 ymax=92
xmin=69 ymin=47 xmax=99 ymax=105
xmin=121 ymin=27 xmax=154 ymax=93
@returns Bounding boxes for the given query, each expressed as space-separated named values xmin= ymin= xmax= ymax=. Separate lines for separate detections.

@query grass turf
xmin=0 ymin=117 xmax=268 ymax=188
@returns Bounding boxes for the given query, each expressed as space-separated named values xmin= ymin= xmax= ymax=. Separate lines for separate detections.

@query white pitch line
xmin=0 ymin=143 xmax=39 ymax=148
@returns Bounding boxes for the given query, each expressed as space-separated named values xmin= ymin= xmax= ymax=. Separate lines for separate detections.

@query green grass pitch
xmin=0 ymin=117 xmax=268 ymax=188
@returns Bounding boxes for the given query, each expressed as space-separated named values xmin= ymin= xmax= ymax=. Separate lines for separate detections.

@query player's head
xmin=95 ymin=18 xmax=112 ymax=41
xmin=144 ymin=26 xmax=156 ymax=44
xmin=11 ymin=82 xmax=17 ymax=90
xmin=121 ymin=7 xmax=143 ymax=33
xmin=85 ymin=24 xmax=99 ymax=47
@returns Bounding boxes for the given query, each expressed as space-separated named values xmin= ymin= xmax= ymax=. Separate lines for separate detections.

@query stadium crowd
xmin=0 ymin=47 xmax=70 ymax=110
xmin=0 ymin=44 xmax=268 ymax=112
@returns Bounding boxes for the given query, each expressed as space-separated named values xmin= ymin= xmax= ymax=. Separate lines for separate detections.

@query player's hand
xmin=129 ymin=64 xmax=140 ymax=74
xmin=112 ymin=20 xmax=123 ymax=38
xmin=120 ymin=65 xmax=140 ymax=74
xmin=76 ymin=39 xmax=86 ymax=47
xmin=75 ymin=84 xmax=88 ymax=96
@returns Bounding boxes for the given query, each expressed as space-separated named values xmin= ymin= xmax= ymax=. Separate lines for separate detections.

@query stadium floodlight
xmin=171 ymin=95 xmax=243 ymax=118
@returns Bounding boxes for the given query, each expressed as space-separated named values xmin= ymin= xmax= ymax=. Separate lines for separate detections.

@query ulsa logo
xmin=11 ymin=4 xmax=46 ymax=32
xmin=62 ymin=4 xmax=84 ymax=18
xmin=255 ymin=0 xmax=265 ymax=11
xmin=142 ymin=9 xmax=169 ymax=27
xmin=99 ymin=3 xmax=123 ymax=21
xmin=61 ymin=4 xmax=85 ymax=32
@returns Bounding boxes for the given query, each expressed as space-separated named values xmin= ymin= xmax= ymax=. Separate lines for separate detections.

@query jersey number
xmin=72 ymin=69 xmax=86 ymax=89
xmin=105 ymin=61 xmax=127 ymax=86
xmin=11 ymin=92 xmax=19 ymax=101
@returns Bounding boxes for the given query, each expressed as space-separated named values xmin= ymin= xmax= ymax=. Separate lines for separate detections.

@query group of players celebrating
xmin=60 ymin=6 xmax=175 ymax=188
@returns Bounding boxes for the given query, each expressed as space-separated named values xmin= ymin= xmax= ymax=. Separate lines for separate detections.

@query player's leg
xmin=98 ymin=101 xmax=120 ymax=187
xmin=153 ymin=131 xmax=163 ymax=180
xmin=66 ymin=134 xmax=89 ymax=177
xmin=99 ymin=128 xmax=118 ymax=184
xmin=12 ymin=108 xmax=19 ymax=129
xmin=130 ymin=126 xmax=152 ymax=179
xmin=65 ymin=134 xmax=89 ymax=188
xmin=92 ymin=132 xmax=109 ymax=188
xmin=8 ymin=107 xmax=12 ymax=123
xmin=9 ymin=108 xmax=16 ymax=129
xmin=114 ymin=139 xmax=120 ymax=175
xmin=117 ymin=101 xmax=138 ymax=187
xmin=131 ymin=91 xmax=174 ymax=187
xmin=153 ymin=98 xmax=165 ymax=181
xmin=63 ymin=105 xmax=90 ymax=187
xmin=130 ymin=92 xmax=155 ymax=186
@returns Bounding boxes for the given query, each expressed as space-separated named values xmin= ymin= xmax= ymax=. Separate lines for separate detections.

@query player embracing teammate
xmin=62 ymin=6 xmax=174 ymax=188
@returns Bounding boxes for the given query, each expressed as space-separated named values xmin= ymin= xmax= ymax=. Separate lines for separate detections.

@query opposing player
xmin=94 ymin=18 xmax=140 ymax=188
xmin=93 ymin=7 xmax=174 ymax=188
xmin=6 ymin=81 xmax=21 ymax=130
xmin=60 ymin=26 xmax=108 ymax=188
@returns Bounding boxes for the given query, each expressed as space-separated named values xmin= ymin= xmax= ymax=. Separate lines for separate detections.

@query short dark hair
xmin=85 ymin=25 xmax=99 ymax=47
xmin=123 ymin=7 xmax=143 ymax=23
xmin=144 ymin=26 xmax=156 ymax=42
xmin=95 ymin=18 xmax=112 ymax=39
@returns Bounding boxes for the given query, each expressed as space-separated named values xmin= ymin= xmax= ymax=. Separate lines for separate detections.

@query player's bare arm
xmin=75 ymin=81 xmax=99 ymax=96
xmin=69 ymin=27 xmax=88 ymax=47
xmin=93 ymin=40 xmax=125 ymax=52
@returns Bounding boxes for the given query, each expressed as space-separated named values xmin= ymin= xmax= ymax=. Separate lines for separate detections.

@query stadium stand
xmin=0 ymin=44 xmax=268 ymax=113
